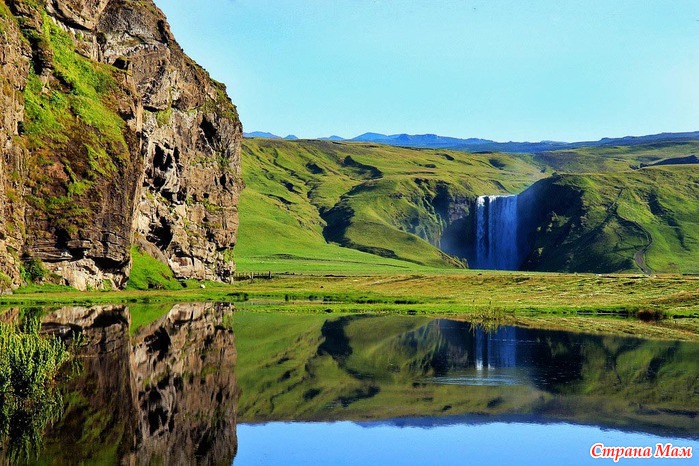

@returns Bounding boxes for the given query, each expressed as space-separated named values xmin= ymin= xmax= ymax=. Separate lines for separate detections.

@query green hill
xmin=533 ymin=140 xmax=699 ymax=173
xmin=522 ymin=166 xmax=699 ymax=274
xmin=236 ymin=139 xmax=544 ymax=271
xmin=236 ymin=138 xmax=699 ymax=274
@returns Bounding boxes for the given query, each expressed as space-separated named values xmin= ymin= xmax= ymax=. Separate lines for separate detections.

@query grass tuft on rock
xmin=126 ymin=246 xmax=184 ymax=291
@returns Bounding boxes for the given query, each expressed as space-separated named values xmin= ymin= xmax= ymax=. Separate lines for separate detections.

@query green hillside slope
xmin=533 ymin=141 xmax=699 ymax=173
xmin=237 ymin=138 xmax=699 ymax=274
xmin=523 ymin=166 xmax=699 ymax=273
xmin=236 ymin=139 xmax=545 ymax=271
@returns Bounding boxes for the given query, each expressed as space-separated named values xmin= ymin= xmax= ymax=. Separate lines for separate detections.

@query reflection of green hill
xmin=234 ymin=313 xmax=538 ymax=422
xmin=234 ymin=313 xmax=699 ymax=437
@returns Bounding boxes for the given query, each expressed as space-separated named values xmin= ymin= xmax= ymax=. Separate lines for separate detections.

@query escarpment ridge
xmin=0 ymin=0 xmax=243 ymax=290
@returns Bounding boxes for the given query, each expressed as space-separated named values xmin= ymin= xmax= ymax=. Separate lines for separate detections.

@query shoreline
xmin=1 ymin=270 xmax=697 ymax=341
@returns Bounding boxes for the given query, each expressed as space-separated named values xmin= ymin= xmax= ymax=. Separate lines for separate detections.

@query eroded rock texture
xmin=97 ymin=1 xmax=242 ymax=282
xmin=0 ymin=1 xmax=30 ymax=286
xmin=0 ymin=0 xmax=242 ymax=290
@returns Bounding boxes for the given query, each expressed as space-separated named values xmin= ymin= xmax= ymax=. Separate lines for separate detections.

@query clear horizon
xmin=241 ymin=129 xmax=699 ymax=144
xmin=154 ymin=0 xmax=699 ymax=142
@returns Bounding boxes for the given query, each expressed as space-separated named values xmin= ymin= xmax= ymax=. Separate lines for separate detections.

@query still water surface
xmin=238 ymin=421 xmax=696 ymax=465
xmin=1 ymin=304 xmax=697 ymax=464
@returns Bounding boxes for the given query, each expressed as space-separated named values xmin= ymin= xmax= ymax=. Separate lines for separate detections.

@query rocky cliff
xmin=0 ymin=0 xmax=242 ymax=290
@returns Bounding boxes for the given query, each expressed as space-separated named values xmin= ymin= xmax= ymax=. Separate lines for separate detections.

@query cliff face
xmin=0 ymin=0 xmax=242 ymax=290
xmin=0 ymin=1 xmax=30 ymax=288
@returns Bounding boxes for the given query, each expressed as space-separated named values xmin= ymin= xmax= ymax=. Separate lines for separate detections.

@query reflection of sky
xmin=236 ymin=421 xmax=699 ymax=466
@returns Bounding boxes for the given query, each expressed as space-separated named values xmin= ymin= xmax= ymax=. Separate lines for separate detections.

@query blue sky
xmin=154 ymin=0 xmax=699 ymax=142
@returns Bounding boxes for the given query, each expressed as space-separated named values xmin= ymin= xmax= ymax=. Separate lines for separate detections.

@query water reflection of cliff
xmin=38 ymin=303 xmax=238 ymax=465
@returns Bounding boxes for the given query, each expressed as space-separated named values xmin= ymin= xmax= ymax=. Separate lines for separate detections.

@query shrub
xmin=0 ymin=272 xmax=12 ymax=292
xmin=0 ymin=315 xmax=71 ymax=461
xmin=636 ymin=308 xmax=667 ymax=322
xmin=21 ymin=257 xmax=47 ymax=284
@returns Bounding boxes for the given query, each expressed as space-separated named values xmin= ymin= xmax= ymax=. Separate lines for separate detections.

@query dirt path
xmin=610 ymin=188 xmax=653 ymax=275
xmin=633 ymin=224 xmax=653 ymax=275
xmin=634 ymin=247 xmax=652 ymax=275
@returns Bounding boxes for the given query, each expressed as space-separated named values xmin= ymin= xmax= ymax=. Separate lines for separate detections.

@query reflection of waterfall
xmin=473 ymin=326 xmax=517 ymax=370
xmin=474 ymin=329 xmax=485 ymax=370
xmin=473 ymin=195 xmax=520 ymax=270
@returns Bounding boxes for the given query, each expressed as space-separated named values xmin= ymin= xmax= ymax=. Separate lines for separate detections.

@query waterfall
xmin=473 ymin=194 xmax=520 ymax=270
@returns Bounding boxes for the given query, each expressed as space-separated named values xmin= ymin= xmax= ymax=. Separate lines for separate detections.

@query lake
xmin=1 ymin=303 xmax=697 ymax=464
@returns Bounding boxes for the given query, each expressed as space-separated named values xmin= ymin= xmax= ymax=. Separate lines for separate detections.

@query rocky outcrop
xmin=96 ymin=1 xmax=242 ymax=282
xmin=0 ymin=0 xmax=242 ymax=290
xmin=0 ymin=1 xmax=30 ymax=287
xmin=433 ymin=189 xmax=474 ymax=262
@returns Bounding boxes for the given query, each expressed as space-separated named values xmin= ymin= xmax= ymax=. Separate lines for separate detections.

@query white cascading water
xmin=473 ymin=195 xmax=520 ymax=270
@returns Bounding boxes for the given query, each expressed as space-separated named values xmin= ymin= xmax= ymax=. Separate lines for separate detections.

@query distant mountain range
xmin=244 ymin=131 xmax=299 ymax=140
xmin=243 ymin=130 xmax=699 ymax=153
